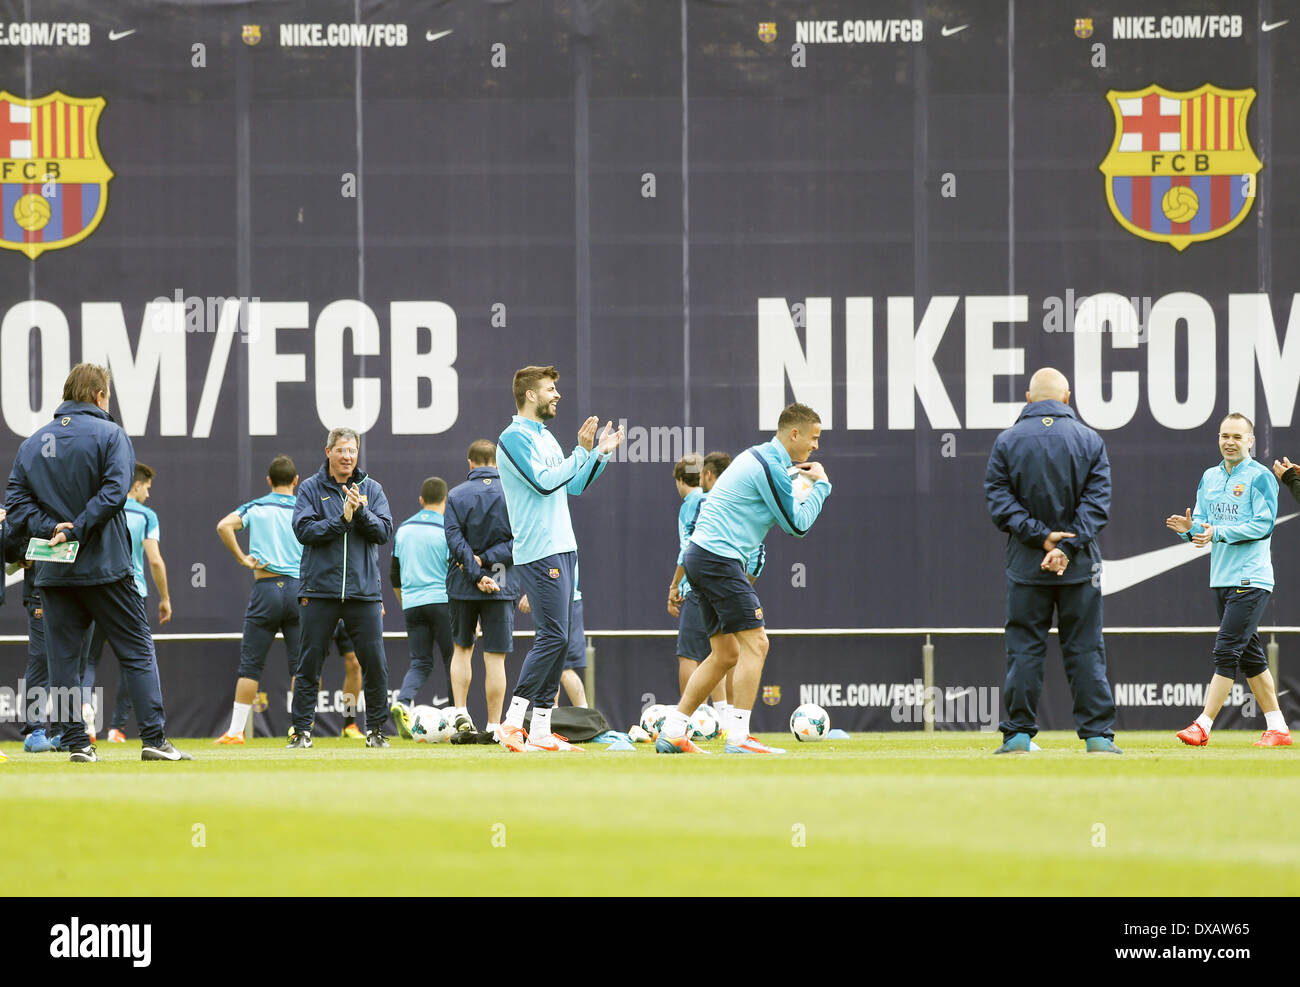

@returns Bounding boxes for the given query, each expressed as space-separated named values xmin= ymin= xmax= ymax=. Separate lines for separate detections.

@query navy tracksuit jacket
xmin=5 ymin=401 xmax=167 ymax=748
xmin=984 ymin=399 xmax=1116 ymax=740
xmin=290 ymin=463 xmax=393 ymax=733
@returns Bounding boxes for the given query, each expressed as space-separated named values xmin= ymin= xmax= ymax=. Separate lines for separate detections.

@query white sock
xmin=715 ymin=701 xmax=732 ymax=720
xmin=228 ymin=702 xmax=251 ymax=737
xmin=531 ymin=707 xmax=551 ymax=740
xmin=1265 ymin=710 xmax=1289 ymax=733
xmin=454 ymin=706 xmax=469 ymax=718
xmin=486 ymin=722 xmax=500 ymax=733
xmin=1196 ymin=713 xmax=1214 ymax=733
xmin=661 ymin=708 xmax=690 ymax=740
xmin=505 ymin=696 xmax=528 ymax=729
xmin=727 ymin=708 xmax=751 ymax=741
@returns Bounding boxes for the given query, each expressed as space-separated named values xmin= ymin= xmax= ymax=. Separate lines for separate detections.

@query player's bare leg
xmin=484 ymin=652 xmax=506 ymax=732
xmin=340 ymin=652 xmax=364 ymax=737
xmin=1246 ymin=669 xmax=1292 ymax=745
xmin=1247 ymin=668 xmax=1281 ymax=715
xmin=560 ymin=669 xmax=587 ymax=707
xmin=677 ymin=634 xmax=739 ymax=718
xmin=677 ymin=656 xmax=695 ymax=695
xmin=722 ymin=627 xmax=777 ymax=748
xmin=451 ymin=643 xmax=474 ymax=707
xmin=1178 ymin=673 xmax=1235 ymax=746
xmin=216 ymin=675 xmax=260 ymax=743
xmin=234 ymin=676 xmax=258 ymax=706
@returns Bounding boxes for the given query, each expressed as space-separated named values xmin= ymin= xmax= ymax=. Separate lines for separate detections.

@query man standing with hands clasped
xmin=984 ymin=367 xmax=1120 ymax=755
xmin=1167 ymin=413 xmax=1291 ymax=748
xmin=289 ymin=428 xmax=394 ymax=749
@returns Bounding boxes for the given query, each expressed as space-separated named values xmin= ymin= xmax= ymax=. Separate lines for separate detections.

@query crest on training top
xmin=0 ymin=92 xmax=113 ymax=259
xmin=1100 ymin=84 xmax=1261 ymax=251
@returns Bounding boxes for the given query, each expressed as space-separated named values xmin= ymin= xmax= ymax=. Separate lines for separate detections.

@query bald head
xmin=1027 ymin=367 xmax=1070 ymax=403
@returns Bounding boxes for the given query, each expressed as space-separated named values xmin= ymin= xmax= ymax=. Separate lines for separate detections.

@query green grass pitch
xmin=3 ymin=731 xmax=1297 ymax=896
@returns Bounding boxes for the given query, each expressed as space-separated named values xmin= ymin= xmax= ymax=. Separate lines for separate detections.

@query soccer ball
xmin=689 ymin=704 xmax=721 ymax=741
xmin=789 ymin=703 xmax=830 ymax=742
xmin=434 ymin=708 xmax=459 ymax=742
xmin=640 ymin=703 xmax=667 ymax=738
xmin=411 ymin=705 xmax=447 ymax=743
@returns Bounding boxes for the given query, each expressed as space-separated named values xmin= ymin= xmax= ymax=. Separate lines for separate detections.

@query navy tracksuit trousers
xmin=396 ymin=602 xmax=453 ymax=706
xmin=41 ymin=577 xmax=167 ymax=749
xmin=80 ymin=621 xmax=135 ymax=731
xmin=22 ymin=601 xmax=49 ymax=736
xmin=512 ymin=552 xmax=575 ymax=709
xmin=291 ymin=597 xmax=388 ymax=733
xmin=1001 ymin=579 xmax=1116 ymax=740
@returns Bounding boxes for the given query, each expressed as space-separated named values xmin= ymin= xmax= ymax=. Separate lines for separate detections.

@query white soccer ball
xmin=790 ymin=703 xmax=830 ymax=742
xmin=411 ymin=705 xmax=447 ymax=743
xmin=434 ymin=708 xmax=459 ymax=742
xmin=689 ymin=704 xmax=721 ymax=741
xmin=792 ymin=473 xmax=815 ymax=503
xmin=640 ymin=703 xmax=667 ymax=738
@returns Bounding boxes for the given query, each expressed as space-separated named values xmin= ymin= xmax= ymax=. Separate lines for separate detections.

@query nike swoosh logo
xmin=941 ymin=24 xmax=969 ymax=37
xmin=425 ymin=29 xmax=453 ymax=42
xmin=1100 ymin=513 xmax=1298 ymax=596
xmin=108 ymin=29 xmax=136 ymax=41
xmin=1262 ymin=19 xmax=1289 ymax=32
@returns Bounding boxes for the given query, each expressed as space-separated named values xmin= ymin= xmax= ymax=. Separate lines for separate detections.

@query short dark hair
xmin=673 ymin=453 xmax=703 ymax=486
xmin=133 ymin=463 xmax=154 ymax=486
xmin=1222 ymin=413 xmax=1254 ymax=434
xmin=702 ymin=451 xmax=731 ymax=478
xmin=467 ymin=439 xmax=497 ymax=466
xmin=267 ymin=455 xmax=297 ymax=487
xmin=63 ymin=363 xmax=111 ymax=404
xmin=777 ymin=402 xmax=822 ymax=433
xmin=421 ymin=477 xmax=447 ymax=504
xmin=513 ymin=365 xmax=559 ymax=410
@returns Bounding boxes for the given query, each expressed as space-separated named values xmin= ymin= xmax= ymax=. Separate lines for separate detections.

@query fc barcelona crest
xmin=1099 ymin=84 xmax=1261 ymax=251
xmin=1074 ymin=18 xmax=1093 ymax=39
xmin=762 ymin=685 xmax=781 ymax=706
xmin=758 ymin=22 xmax=777 ymax=44
xmin=242 ymin=25 xmax=262 ymax=46
xmin=0 ymin=92 xmax=113 ymax=259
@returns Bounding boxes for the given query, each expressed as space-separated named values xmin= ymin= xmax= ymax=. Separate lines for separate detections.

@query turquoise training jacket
xmin=496 ymin=415 xmax=609 ymax=566
xmin=1180 ymin=453 xmax=1278 ymax=591
xmin=689 ymin=435 xmax=831 ymax=569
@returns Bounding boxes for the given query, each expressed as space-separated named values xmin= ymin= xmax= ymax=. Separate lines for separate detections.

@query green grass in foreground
xmin=2 ymin=730 xmax=1296 ymax=896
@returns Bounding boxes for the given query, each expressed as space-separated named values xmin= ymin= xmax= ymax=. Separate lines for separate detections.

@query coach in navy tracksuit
xmin=4 ymin=364 xmax=185 ymax=761
xmin=984 ymin=368 xmax=1119 ymax=754
xmin=289 ymin=427 xmax=393 ymax=747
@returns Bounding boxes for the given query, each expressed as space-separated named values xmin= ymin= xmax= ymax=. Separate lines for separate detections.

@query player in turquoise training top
xmin=1167 ymin=413 xmax=1291 ymax=748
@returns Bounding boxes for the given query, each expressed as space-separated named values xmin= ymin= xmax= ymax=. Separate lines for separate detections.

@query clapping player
xmin=494 ymin=365 xmax=623 ymax=752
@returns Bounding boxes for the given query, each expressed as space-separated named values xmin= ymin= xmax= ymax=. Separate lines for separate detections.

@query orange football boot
xmin=1253 ymin=730 xmax=1293 ymax=747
